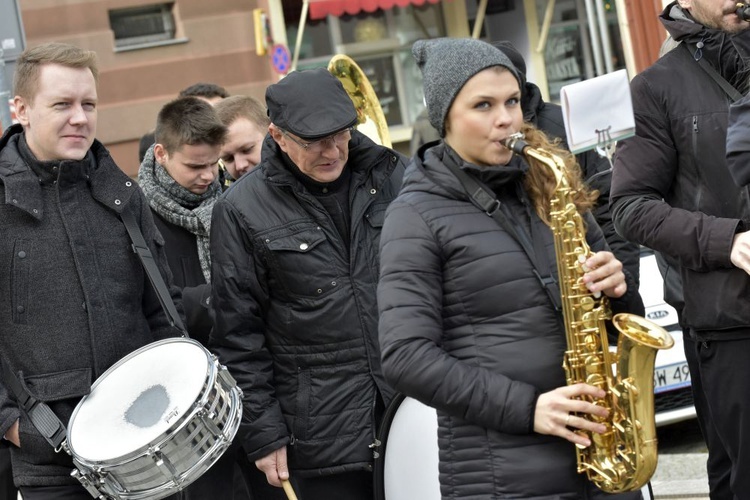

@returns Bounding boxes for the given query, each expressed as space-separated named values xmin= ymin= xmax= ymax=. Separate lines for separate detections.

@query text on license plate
xmin=654 ymin=361 xmax=691 ymax=393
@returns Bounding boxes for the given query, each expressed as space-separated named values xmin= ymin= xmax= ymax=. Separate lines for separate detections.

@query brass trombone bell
xmin=328 ymin=54 xmax=392 ymax=148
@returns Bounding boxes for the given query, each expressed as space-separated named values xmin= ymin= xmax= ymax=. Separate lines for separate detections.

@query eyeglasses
xmin=282 ymin=127 xmax=353 ymax=153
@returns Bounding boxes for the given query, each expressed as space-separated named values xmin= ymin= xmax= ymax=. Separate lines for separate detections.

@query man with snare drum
xmin=0 ymin=42 xmax=183 ymax=500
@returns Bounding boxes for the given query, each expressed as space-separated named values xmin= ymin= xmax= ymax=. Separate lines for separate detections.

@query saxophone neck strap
xmin=442 ymin=161 xmax=562 ymax=311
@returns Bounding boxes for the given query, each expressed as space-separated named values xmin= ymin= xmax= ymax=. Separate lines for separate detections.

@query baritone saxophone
xmin=502 ymin=132 xmax=674 ymax=493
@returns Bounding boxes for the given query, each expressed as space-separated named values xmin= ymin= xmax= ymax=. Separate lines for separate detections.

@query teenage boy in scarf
xmin=138 ymin=97 xmax=237 ymax=499
xmin=138 ymin=97 xmax=285 ymax=500
xmin=138 ymin=97 xmax=226 ymax=347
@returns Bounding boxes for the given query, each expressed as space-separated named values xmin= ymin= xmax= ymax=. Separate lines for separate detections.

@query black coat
xmin=0 ymin=125 xmax=183 ymax=486
xmin=151 ymin=213 xmax=212 ymax=346
xmin=727 ymin=89 xmax=750 ymax=186
xmin=611 ymin=3 xmax=750 ymax=336
xmin=209 ymin=131 xmax=406 ymax=476
xmin=378 ymin=143 xmax=642 ymax=499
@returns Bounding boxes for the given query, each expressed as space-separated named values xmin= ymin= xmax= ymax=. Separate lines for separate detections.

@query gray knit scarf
xmin=138 ymin=145 xmax=220 ymax=283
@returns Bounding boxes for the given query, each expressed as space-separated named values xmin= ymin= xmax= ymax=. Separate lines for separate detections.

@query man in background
xmin=611 ymin=1 xmax=750 ymax=496
xmin=214 ymin=95 xmax=269 ymax=187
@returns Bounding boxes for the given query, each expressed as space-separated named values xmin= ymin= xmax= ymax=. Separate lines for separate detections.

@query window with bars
xmin=109 ymin=3 xmax=176 ymax=49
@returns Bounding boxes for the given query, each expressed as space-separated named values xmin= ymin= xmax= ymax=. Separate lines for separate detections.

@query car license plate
xmin=654 ymin=361 xmax=691 ymax=393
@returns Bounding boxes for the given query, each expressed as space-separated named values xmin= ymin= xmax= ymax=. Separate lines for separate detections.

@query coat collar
xmin=259 ymin=129 xmax=400 ymax=192
xmin=0 ymin=124 xmax=137 ymax=220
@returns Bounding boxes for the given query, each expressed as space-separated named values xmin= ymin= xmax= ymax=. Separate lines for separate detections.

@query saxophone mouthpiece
xmin=502 ymin=132 xmax=528 ymax=155
xmin=737 ymin=2 xmax=750 ymax=21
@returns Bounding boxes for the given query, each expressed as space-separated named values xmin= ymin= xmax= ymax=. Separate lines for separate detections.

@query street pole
xmin=0 ymin=49 xmax=14 ymax=133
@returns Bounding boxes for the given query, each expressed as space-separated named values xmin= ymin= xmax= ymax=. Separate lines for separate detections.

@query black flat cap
xmin=266 ymin=68 xmax=358 ymax=140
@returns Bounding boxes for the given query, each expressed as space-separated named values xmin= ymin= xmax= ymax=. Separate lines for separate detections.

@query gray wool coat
xmin=0 ymin=125 xmax=183 ymax=487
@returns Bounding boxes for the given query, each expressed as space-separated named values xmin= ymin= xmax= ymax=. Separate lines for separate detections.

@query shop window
xmin=535 ymin=0 xmax=625 ymax=102
xmin=109 ymin=3 xmax=177 ymax=49
xmin=284 ymin=2 xmax=446 ymax=133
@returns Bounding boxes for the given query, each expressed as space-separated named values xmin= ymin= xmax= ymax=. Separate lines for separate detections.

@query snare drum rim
xmin=373 ymin=392 xmax=407 ymax=500
xmin=67 ymin=337 xmax=212 ymax=465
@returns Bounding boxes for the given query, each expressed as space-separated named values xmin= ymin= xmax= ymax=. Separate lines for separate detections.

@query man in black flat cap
xmin=209 ymin=68 xmax=407 ymax=499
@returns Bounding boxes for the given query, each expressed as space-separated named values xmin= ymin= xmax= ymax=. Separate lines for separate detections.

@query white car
xmin=638 ymin=248 xmax=696 ymax=426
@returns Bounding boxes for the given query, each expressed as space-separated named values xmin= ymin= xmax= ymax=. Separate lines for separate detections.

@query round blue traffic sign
xmin=271 ymin=44 xmax=291 ymax=75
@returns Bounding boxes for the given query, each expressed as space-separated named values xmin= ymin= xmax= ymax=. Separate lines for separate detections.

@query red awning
xmin=309 ymin=0 xmax=442 ymax=20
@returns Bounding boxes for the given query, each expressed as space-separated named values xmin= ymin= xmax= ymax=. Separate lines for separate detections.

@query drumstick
xmin=282 ymin=479 xmax=298 ymax=500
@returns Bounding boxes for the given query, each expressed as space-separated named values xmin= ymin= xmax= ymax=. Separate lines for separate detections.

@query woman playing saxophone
xmin=377 ymin=37 xmax=645 ymax=499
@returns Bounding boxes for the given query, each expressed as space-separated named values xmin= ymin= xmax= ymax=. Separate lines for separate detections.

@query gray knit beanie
xmin=413 ymin=38 xmax=521 ymax=137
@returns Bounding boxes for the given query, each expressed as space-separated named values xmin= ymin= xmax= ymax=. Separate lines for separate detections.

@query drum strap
xmin=0 ymin=359 xmax=67 ymax=452
xmin=121 ymin=210 xmax=188 ymax=335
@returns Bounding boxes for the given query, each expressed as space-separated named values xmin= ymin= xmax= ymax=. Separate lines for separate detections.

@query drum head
xmin=68 ymin=339 xmax=210 ymax=462
xmin=375 ymin=395 xmax=441 ymax=500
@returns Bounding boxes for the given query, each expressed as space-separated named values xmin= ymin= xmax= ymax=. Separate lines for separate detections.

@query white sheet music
xmin=560 ymin=69 xmax=634 ymax=154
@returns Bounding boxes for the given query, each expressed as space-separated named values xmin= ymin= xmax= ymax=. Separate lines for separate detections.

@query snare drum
xmin=66 ymin=338 xmax=242 ymax=500
xmin=373 ymin=394 xmax=654 ymax=500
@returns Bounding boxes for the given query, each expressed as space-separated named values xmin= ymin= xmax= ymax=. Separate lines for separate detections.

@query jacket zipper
xmin=692 ymin=115 xmax=699 ymax=156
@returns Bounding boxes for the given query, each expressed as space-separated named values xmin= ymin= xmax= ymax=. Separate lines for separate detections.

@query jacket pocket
xmin=22 ymin=367 xmax=92 ymax=403
xmin=683 ymin=267 xmax=750 ymax=331
xmin=262 ymin=224 xmax=340 ymax=298
xmin=10 ymin=239 xmax=30 ymax=325
xmin=292 ymin=367 xmax=311 ymax=440
xmin=15 ymin=368 xmax=92 ymax=470
xmin=364 ymin=202 xmax=387 ymax=229
xmin=289 ymin=361 xmax=371 ymax=442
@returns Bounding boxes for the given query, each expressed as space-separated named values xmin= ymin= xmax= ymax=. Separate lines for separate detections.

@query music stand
xmin=560 ymin=69 xmax=635 ymax=169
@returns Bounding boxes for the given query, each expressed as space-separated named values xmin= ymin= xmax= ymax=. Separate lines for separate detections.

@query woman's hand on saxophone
xmin=533 ymin=384 xmax=609 ymax=447
xmin=581 ymin=251 xmax=626 ymax=298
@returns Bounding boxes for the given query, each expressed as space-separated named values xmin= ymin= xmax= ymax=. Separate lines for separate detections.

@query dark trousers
xmin=290 ymin=471 xmax=372 ymax=500
xmin=183 ymin=440 xmax=250 ymax=500
xmin=183 ymin=440 xmax=286 ymax=500
xmin=1 ymin=448 xmax=17 ymax=500
xmin=19 ymin=484 xmax=184 ymax=499
xmin=19 ymin=485 xmax=93 ymax=500
xmin=687 ymin=333 xmax=750 ymax=500
xmin=235 ymin=449 xmax=287 ymax=500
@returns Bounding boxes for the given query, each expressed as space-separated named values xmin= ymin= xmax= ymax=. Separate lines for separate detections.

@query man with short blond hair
xmin=214 ymin=95 xmax=269 ymax=184
xmin=0 ymin=42 xmax=182 ymax=500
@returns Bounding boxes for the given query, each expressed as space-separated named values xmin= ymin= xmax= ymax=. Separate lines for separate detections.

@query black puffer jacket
xmin=0 ymin=125 xmax=182 ymax=486
xmin=378 ymin=143 xmax=642 ymax=499
xmin=611 ymin=2 xmax=750 ymax=336
xmin=210 ymin=131 xmax=405 ymax=476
